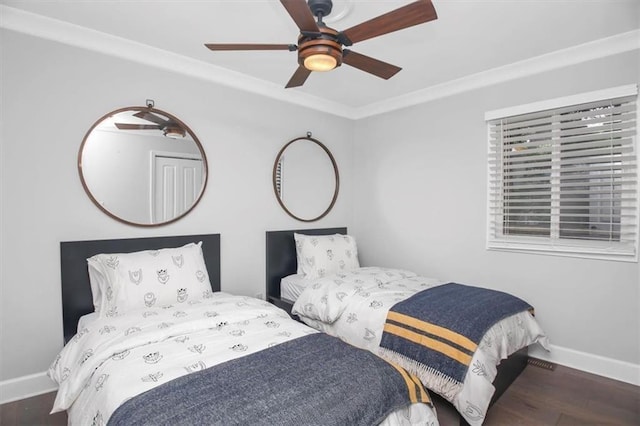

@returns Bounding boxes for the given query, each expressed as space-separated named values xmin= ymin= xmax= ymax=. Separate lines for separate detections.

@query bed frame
xmin=265 ymin=227 xmax=527 ymax=426
xmin=60 ymin=233 xmax=221 ymax=344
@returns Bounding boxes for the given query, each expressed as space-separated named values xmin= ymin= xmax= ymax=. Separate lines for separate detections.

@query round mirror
xmin=273 ymin=135 xmax=339 ymax=222
xmin=78 ymin=106 xmax=207 ymax=226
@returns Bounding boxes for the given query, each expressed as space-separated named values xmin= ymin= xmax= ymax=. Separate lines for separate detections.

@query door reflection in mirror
xmin=151 ymin=153 xmax=204 ymax=223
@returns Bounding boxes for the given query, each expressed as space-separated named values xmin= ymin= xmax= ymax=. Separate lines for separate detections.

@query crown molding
xmin=0 ymin=5 xmax=356 ymax=119
xmin=353 ymin=29 xmax=640 ymax=119
xmin=1 ymin=5 xmax=637 ymax=121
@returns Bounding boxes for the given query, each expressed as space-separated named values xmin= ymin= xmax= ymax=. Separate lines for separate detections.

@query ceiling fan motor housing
xmin=298 ymin=26 xmax=343 ymax=70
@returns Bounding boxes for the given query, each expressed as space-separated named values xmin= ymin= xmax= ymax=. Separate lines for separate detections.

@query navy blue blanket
xmin=108 ymin=333 xmax=431 ymax=426
xmin=380 ymin=283 xmax=532 ymax=387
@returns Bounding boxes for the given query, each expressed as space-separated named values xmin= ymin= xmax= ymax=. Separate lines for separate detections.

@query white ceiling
xmin=2 ymin=0 xmax=639 ymax=116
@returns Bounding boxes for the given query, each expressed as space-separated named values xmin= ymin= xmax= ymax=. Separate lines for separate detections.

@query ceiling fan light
xmin=163 ymin=126 xmax=186 ymax=139
xmin=299 ymin=37 xmax=342 ymax=73
xmin=304 ymin=53 xmax=337 ymax=72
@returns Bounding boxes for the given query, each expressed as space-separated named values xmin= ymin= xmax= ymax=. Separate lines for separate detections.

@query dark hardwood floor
xmin=0 ymin=392 xmax=65 ymax=426
xmin=1 ymin=363 xmax=638 ymax=425
xmin=435 ymin=363 xmax=640 ymax=426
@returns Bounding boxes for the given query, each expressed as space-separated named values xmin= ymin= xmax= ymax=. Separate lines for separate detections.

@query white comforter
xmin=291 ymin=267 xmax=549 ymax=426
xmin=49 ymin=292 xmax=438 ymax=426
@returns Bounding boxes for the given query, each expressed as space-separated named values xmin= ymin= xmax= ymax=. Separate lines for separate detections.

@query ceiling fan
xmin=205 ymin=0 xmax=438 ymax=88
xmin=115 ymin=111 xmax=186 ymax=138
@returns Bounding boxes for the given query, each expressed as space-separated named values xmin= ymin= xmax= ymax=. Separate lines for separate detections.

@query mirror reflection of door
xmin=151 ymin=154 xmax=204 ymax=223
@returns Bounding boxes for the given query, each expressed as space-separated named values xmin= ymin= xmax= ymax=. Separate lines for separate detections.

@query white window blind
xmin=487 ymin=86 xmax=638 ymax=261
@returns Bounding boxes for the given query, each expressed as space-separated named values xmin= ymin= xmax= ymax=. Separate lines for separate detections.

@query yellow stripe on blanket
xmin=384 ymin=313 xmax=477 ymax=366
xmin=387 ymin=311 xmax=477 ymax=352
xmin=387 ymin=362 xmax=431 ymax=405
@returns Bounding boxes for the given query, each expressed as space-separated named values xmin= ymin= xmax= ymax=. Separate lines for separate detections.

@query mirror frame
xmin=272 ymin=135 xmax=339 ymax=222
xmin=78 ymin=106 xmax=208 ymax=227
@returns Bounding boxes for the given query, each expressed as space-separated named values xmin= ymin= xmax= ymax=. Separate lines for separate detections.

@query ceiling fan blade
xmin=285 ymin=65 xmax=312 ymax=88
xmin=205 ymin=43 xmax=296 ymax=51
xmin=342 ymin=50 xmax=402 ymax=80
xmin=280 ymin=0 xmax=320 ymax=33
xmin=114 ymin=123 xmax=160 ymax=130
xmin=133 ymin=111 xmax=169 ymax=126
xmin=341 ymin=0 xmax=437 ymax=45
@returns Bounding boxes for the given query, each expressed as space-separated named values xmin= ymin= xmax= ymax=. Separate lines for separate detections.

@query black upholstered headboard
xmin=60 ymin=233 xmax=221 ymax=344
xmin=265 ymin=227 xmax=347 ymax=301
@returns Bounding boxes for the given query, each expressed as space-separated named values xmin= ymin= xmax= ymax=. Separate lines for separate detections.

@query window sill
xmin=486 ymin=242 xmax=638 ymax=263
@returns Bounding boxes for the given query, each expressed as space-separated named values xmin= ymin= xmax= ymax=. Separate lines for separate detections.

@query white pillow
xmin=77 ymin=312 xmax=100 ymax=331
xmin=87 ymin=261 xmax=108 ymax=314
xmin=87 ymin=242 xmax=212 ymax=317
xmin=280 ymin=273 xmax=314 ymax=302
xmin=294 ymin=233 xmax=360 ymax=279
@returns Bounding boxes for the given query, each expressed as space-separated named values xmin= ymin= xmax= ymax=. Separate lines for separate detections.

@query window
xmin=486 ymin=85 xmax=638 ymax=261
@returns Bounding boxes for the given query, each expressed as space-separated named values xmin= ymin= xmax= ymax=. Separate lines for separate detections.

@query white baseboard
xmin=528 ymin=343 xmax=640 ymax=386
xmin=0 ymin=371 xmax=57 ymax=405
xmin=1 ymin=345 xmax=637 ymax=405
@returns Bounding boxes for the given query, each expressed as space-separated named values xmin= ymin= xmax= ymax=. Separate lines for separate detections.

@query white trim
xmin=1 ymin=5 xmax=638 ymax=120
xmin=485 ymin=84 xmax=638 ymax=121
xmin=0 ymin=5 xmax=355 ymax=120
xmin=487 ymin=244 xmax=638 ymax=263
xmin=353 ymin=30 xmax=640 ymax=119
xmin=0 ymin=372 xmax=57 ymax=405
xmin=528 ymin=343 xmax=640 ymax=386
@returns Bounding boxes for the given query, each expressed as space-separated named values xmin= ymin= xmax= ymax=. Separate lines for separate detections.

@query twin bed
xmin=266 ymin=227 xmax=548 ymax=426
xmin=52 ymin=233 xmax=438 ymax=425
xmin=51 ymin=229 xmax=547 ymax=425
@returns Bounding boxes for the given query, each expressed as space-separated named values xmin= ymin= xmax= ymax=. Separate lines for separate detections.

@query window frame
xmin=485 ymin=85 xmax=638 ymax=262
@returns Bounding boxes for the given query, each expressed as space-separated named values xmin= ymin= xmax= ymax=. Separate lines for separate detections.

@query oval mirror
xmin=273 ymin=135 xmax=339 ymax=222
xmin=78 ymin=106 xmax=207 ymax=226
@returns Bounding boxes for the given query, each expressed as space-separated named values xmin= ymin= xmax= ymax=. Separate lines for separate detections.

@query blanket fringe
xmin=378 ymin=348 xmax=463 ymax=401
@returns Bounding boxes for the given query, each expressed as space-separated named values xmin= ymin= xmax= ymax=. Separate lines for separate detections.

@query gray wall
xmin=352 ymin=50 xmax=640 ymax=367
xmin=1 ymin=28 xmax=639 ymax=388
xmin=0 ymin=30 xmax=354 ymax=381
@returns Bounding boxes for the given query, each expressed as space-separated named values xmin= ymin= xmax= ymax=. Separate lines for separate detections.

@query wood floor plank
xmin=486 ymin=392 xmax=563 ymax=425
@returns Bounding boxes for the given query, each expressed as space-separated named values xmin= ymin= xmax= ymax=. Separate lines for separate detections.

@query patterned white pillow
xmin=87 ymin=242 xmax=212 ymax=317
xmin=87 ymin=262 xmax=109 ymax=314
xmin=294 ymin=233 xmax=360 ymax=279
